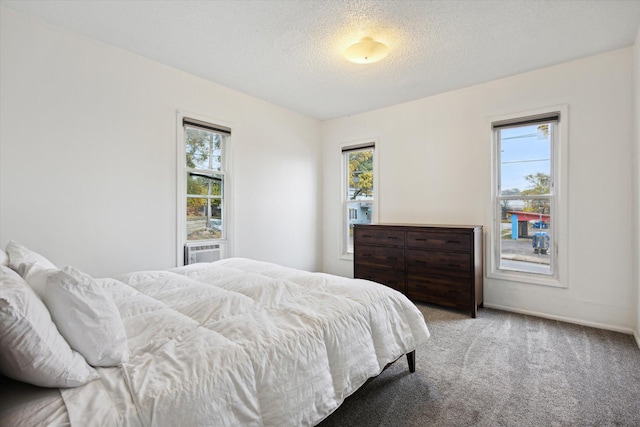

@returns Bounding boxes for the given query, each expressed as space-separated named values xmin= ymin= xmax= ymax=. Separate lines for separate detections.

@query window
xmin=342 ymin=142 xmax=376 ymax=256
xmin=491 ymin=108 xmax=567 ymax=286
xmin=177 ymin=113 xmax=231 ymax=265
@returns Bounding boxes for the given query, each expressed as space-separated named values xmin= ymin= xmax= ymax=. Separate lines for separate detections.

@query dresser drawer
xmin=407 ymin=276 xmax=470 ymax=307
xmin=355 ymin=228 xmax=405 ymax=247
xmin=354 ymin=245 xmax=404 ymax=269
xmin=407 ymin=231 xmax=471 ymax=251
xmin=356 ymin=266 xmax=405 ymax=293
xmin=407 ymin=249 xmax=470 ymax=278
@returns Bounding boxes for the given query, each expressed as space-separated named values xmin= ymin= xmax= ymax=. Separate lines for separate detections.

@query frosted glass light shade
xmin=344 ymin=38 xmax=389 ymax=64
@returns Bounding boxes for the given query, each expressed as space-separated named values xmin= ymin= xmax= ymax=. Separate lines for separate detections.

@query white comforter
xmin=60 ymin=258 xmax=430 ymax=426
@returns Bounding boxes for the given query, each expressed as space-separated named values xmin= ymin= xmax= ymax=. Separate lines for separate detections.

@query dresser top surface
xmin=354 ymin=223 xmax=483 ymax=230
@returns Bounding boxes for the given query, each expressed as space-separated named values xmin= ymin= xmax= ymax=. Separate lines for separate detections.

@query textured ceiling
xmin=2 ymin=0 xmax=640 ymax=120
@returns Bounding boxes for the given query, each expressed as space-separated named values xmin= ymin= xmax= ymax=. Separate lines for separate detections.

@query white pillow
xmin=6 ymin=240 xmax=56 ymax=278
xmin=22 ymin=263 xmax=57 ymax=296
xmin=0 ymin=266 xmax=99 ymax=388
xmin=44 ymin=267 xmax=129 ymax=367
xmin=0 ymin=250 xmax=8 ymax=267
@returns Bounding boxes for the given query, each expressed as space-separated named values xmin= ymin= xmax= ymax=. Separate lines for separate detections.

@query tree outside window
xmin=343 ymin=145 xmax=375 ymax=254
xmin=185 ymin=126 xmax=225 ymax=241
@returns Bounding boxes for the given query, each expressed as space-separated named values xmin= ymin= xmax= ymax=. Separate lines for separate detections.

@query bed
xmin=0 ymin=244 xmax=430 ymax=426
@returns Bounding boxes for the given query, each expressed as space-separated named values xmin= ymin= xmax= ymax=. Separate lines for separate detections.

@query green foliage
xmin=522 ymin=172 xmax=551 ymax=213
xmin=185 ymin=128 xmax=223 ymax=217
xmin=500 ymin=200 xmax=512 ymax=219
xmin=349 ymin=150 xmax=373 ymax=200
xmin=186 ymin=176 xmax=221 ymax=217
xmin=185 ymin=128 xmax=221 ymax=169
xmin=537 ymin=124 xmax=549 ymax=139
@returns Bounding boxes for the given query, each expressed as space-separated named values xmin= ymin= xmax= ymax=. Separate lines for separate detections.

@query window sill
xmin=487 ymin=268 xmax=567 ymax=288
xmin=340 ymin=253 xmax=354 ymax=262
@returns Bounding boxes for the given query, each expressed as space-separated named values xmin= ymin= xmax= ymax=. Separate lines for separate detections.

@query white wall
xmin=0 ymin=8 xmax=321 ymax=277
xmin=321 ymin=48 xmax=636 ymax=333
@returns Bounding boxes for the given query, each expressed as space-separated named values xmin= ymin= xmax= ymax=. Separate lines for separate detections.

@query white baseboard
xmin=483 ymin=303 xmax=636 ymax=336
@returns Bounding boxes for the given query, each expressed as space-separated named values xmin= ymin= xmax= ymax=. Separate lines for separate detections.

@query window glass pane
xmin=346 ymin=200 xmax=372 ymax=252
xmin=185 ymin=127 xmax=222 ymax=171
xmin=499 ymin=124 xmax=551 ymax=196
xmin=187 ymin=198 xmax=222 ymax=240
xmin=348 ymin=149 xmax=374 ymax=201
xmin=499 ymin=198 xmax=552 ymax=275
xmin=187 ymin=173 xmax=222 ymax=197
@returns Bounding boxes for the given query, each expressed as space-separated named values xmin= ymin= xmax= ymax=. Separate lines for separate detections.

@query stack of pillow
xmin=0 ymin=241 xmax=129 ymax=388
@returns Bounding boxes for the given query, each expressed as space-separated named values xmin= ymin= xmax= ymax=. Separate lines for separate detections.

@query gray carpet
xmin=319 ymin=304 xmax=640 ymax=427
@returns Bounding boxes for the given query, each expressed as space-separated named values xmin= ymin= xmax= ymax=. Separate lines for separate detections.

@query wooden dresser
xmin=354 ymin=223 xmax=483 ymax=318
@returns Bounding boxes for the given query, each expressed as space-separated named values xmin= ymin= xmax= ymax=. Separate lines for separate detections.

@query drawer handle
xmin=362 ymin=234 xmax=372 ymax=238
xmin=415 ymin=260 xmax=427 ymax=264
xmin=448 ymin=263 xmax=459 ymax=267
xmin=386 ymin=236 xmax=398 ymax=240
xmin=363 ymin=253 xmax=372 ymax=257
xmin=447 ymin=240 xmax=461 ymax=244
xmin=387 ymin=257 xmax=398 ymax=260
xmin=415 ymin=238 xmax=427 ymax=241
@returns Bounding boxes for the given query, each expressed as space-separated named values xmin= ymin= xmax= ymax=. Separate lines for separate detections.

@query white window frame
xmin=340 ymin=139 xmax=379 ymax=260
xmin=488 ymin=105 xmax=568 ymax=288
xmin=176 ymin=111 xmax=233 ymax=266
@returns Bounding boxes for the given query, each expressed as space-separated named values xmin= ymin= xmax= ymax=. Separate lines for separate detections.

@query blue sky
xmin=500 ymin=124 xmax=550 ymax=194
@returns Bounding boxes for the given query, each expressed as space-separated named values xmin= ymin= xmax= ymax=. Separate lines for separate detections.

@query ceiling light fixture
xmin=344 ymin=38 xmax=389 ymax=64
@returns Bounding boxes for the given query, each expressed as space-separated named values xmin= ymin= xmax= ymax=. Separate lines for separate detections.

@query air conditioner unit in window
xmin=184 ymin=242 xmax=224 ymax=265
